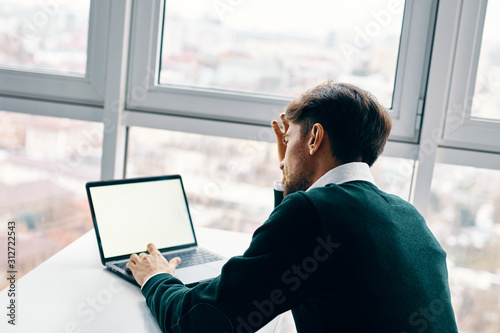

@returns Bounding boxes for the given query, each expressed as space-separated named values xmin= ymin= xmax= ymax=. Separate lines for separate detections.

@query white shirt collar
xmin=306 ymin=162 xmax=375 ymax=191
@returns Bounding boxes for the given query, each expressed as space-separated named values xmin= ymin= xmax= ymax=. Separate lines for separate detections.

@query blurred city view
xmin=428 ymin=165 xmax=500 ymax=333
xmin=472 ymin=0 xmax=500 ymax=121
xmin=0 ymin=0 xmax=499 ymax=332
xmin=160 ymin=0 xmax=404 ymax=107
xmin=0 ymin=0 xmax=89 ymax=74
xmin=0 ymin=112 xmax=102 ymax=290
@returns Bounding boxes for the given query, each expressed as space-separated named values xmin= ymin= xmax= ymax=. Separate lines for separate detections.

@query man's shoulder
xmin=274 ymin=190 xmax=316 ymax=215
xmin=306 ymin=181 xmax=408 ymax=203
xmin=302 ymin=180 xmax=377 ymax=202
xmin=303 ymin=181 xmax=422 ymax=219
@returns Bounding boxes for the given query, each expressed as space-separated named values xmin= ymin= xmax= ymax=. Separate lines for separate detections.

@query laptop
xmin=85 ymin=174 xmax=227 ymax=287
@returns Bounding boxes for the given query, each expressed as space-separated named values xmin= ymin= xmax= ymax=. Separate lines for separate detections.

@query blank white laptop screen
xmin=89 ymin=178 xmax=195 ymax=258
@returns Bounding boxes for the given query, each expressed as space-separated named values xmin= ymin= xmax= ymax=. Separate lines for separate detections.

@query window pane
xmin=428 ymin=163 xmax=500 ymax=332
xmin=371 ymin=155 xmax=414 ymax=201
xmin=0 ymin=0 xmax=90 ymax=74
xmin=159 ymin=0 xmax=404 ymax=107
xmin=126 ymin=127 xmax=282 ymax=234
xmin=472 ymin=0 xmax=500 ymax=121
xmin=0 ymin=111 xmax=102 ymax=290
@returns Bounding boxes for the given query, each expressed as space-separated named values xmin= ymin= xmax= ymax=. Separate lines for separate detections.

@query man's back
xmin=287 ymin=181 xmax=457 ymax=332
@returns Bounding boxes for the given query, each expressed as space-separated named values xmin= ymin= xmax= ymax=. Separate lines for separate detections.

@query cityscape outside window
xmin=0 ymin=0 xmax=90 ymax=74
xmin=0 ymin=111 xmax=102 ymax=290
xmin=159 ymin=0 xmax=404 ymax=108
xmin=472 ymin=0 xmax=500 ymax=121
xmin=428 ymin=163 xmax=500 ymax=333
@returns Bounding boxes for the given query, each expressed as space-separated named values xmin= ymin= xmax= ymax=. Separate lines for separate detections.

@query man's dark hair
xmin=285 ymin=81 xmax=392 ymax=167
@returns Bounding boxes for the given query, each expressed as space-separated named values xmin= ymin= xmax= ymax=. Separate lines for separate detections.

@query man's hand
xmin=126 ymin=243 xmax=181 ymax=287
xmin=271 ymin=113 xmax=289 ymax=183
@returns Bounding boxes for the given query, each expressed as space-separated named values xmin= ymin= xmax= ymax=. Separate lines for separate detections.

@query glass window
xmin=371 ymin=155 xmax=414 ymax=201
xmin=428 ymin=163 xmax=500 ymax=332
xmin=159 ymin=0 xmax=404 ymax=107
xmin=472 ymin=0 xmax=500 ymax=121
xmin=0 ymin=0 xmax=91 ymax=74
xmin=0 ymin=111 xmax=102 ymax=290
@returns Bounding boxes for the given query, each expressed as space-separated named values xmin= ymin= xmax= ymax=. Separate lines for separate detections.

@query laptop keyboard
xmin=114 ymin=248 xmax=224 ymax=272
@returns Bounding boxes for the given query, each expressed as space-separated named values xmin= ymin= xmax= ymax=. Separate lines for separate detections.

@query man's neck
xmin=309 ymin=158 xmax=341 ymax=187
xmin=307 ymin=161 xmax=375 ymax=191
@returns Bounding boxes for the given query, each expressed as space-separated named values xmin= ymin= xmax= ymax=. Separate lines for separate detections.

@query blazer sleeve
xmin=141 ymin=191 xmax=330 ymax=333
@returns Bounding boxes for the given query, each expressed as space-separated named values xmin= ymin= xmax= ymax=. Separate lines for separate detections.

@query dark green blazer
xmin=142 ymin=181 xmax=458 ymax=332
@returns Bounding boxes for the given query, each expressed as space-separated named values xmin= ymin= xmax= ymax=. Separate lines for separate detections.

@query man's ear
xmin=308 ymin=123 xmax=325 ymax=155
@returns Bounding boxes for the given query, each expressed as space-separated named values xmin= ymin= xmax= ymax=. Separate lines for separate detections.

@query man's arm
xmin=134 ymin=192 xmax=329 ymax=333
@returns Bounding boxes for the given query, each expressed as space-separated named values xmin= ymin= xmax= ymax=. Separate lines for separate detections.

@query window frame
xmin=126 ymin=0 xmax=437 ymax=142
xmin=0 ymin=1 xmax=110 ymax=106
xmin=441 ymin=0 xmax=500 ymax=153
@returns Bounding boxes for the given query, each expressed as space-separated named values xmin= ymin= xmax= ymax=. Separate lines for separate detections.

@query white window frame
xmin=441 ymin=0 xmax=500 ymax=153
xmin=0 ymin=1 xmax=110 ymax=106
xmin=126 ymin=0 xmax=437 ymax=142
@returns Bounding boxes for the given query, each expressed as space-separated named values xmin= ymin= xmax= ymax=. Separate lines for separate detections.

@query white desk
xmin=0 ymin=227 xmax=279 ymax=333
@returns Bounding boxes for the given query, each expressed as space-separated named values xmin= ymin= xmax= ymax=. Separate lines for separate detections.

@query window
xmin=0 ymin=0 xmax=109 ymax=105
xmin=442 ymin=0 xmax=500 ymax=152
xmin=428 ymin=163 xmax=500 ymax=332
xmin=127 ymin=0 xmax=436 ymax=141
xmin=471 ymin=0 xmax=500 ymax=121
xmin=1 ymin=0 xmax=499 ymax=330
xmin=371 ymin=156 xmax=414 ymax=201
xmin=0 ymin=111 xmax=102 ymax=290
xmin=0 ymin=0 xmax=91 ymax=74
xmin=159 ymin=0 xmax=403 ymax=107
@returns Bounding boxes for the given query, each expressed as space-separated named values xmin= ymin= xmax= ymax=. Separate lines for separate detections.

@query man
xmin=126 ymin=82 xmax=458 ymax=332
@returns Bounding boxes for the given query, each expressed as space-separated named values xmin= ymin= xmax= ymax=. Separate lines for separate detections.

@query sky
xmin=168 ymin=0 xmax=405 ymax=38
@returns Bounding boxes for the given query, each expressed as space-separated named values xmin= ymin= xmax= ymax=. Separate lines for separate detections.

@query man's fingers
xmin=129 ymin=253 xmax=139 ymax=263
xmin=280 ymin=113 xmax=289 ymax=131
xmin=139 ymin=252 xmax=148 ymax=259
xmin=147 ymin=243 xmax=159 ymax=255
xmin=271 ymin=120 xmax=284 ymax=135
xmin=169 ymin=257 xmax=181 ymax=268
